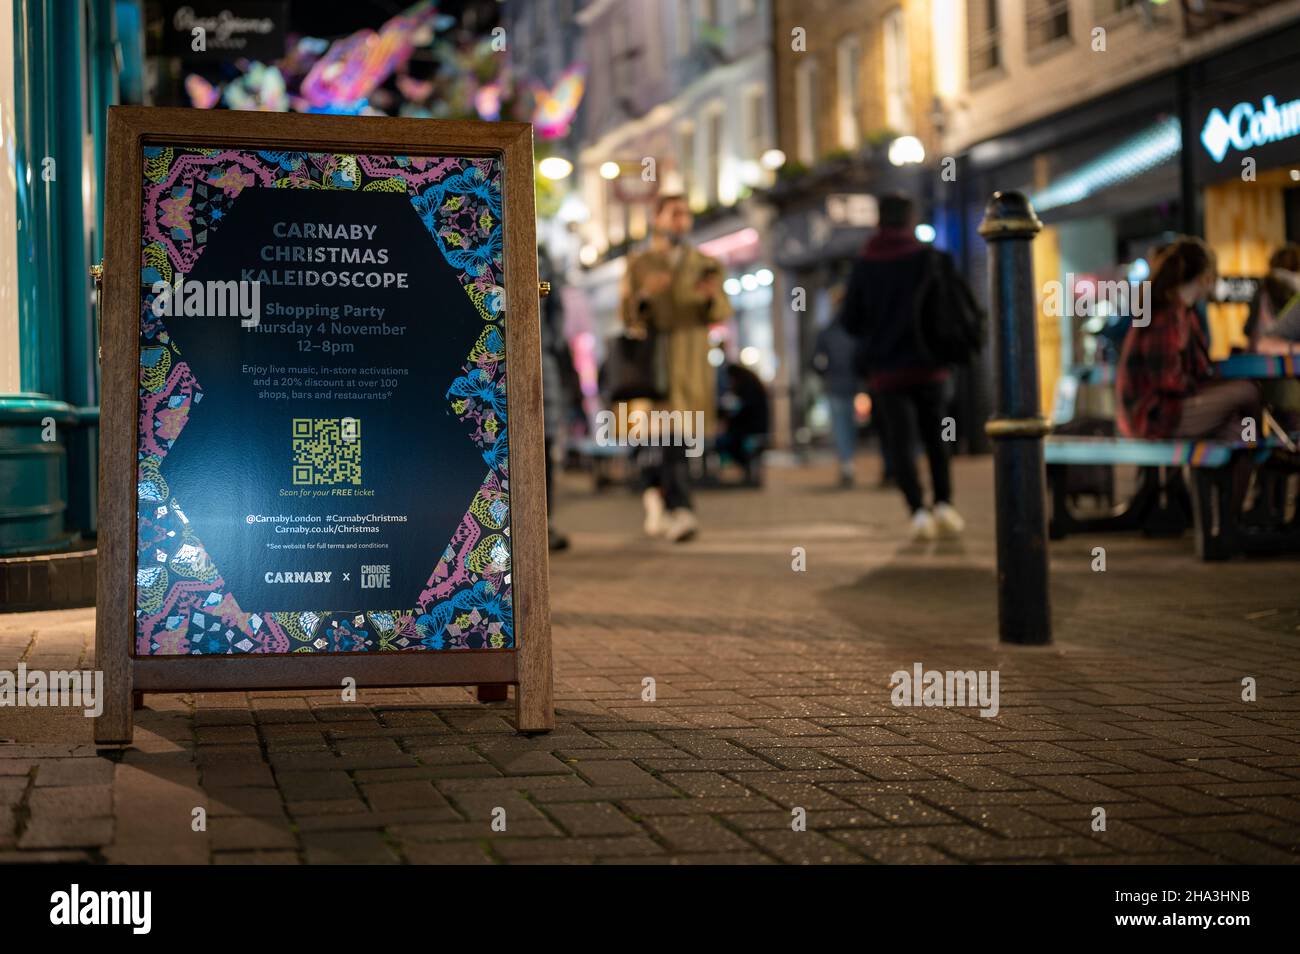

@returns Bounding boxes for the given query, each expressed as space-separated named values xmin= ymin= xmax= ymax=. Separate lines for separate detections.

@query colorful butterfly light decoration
xmin=473 ymin=81 xmax=503 ymax=122
xmin=299 ymin=0 xmax=439 ymax=111
xmin=532 ymin=64 xmax=586 ymax=140
xmin=184 ymin=74 xmax=221 ymax=110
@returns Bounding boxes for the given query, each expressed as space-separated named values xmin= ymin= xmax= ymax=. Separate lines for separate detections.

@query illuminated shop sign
xmin=1200 ymin=93 xmax=1300 ymax=163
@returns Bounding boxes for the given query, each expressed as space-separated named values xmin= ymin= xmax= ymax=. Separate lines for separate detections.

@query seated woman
xmin=1246 ymin=244 xmax=1300 ymax=434
xmin=1247 ymin=243 xmax=1300 ymax=355
xmin=1117 ymin=237 xmax=1260 ymax=442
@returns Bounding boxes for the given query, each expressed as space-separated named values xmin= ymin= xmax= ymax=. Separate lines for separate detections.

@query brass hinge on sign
xmin=89 ymin=262 xmax=104 ymax=364
xmin=538 ymin=281 xmax=551 ymax=298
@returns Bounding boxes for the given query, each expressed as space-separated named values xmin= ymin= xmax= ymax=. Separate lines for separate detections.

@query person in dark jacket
xmin=840 ymin=193 xmax=964 ymax=541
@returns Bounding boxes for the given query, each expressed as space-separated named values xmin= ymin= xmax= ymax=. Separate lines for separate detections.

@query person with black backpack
xmin=839 ymin=193 xmax=984 ymax=541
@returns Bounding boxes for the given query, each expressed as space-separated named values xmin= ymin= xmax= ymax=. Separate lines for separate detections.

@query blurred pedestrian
xmin=811 ymin=316 xmax=861 ymax=487
xmin=539 ymin=249 xmax=575 ymax=551
xmin=839 ymin=193 xmax=968 ymax=541
xmin=1245 ymin=243 xmax=1300 ymax=430
xmin=1245 ymin=243 xmax=1300 ymax=350
xmin=619 ymin=193 xmax=732 ymax=542
xmin=716 ymin=362 xmax=769 ymax=486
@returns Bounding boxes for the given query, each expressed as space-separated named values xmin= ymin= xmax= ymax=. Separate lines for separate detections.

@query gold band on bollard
xmin=976 ymin=216 xmax=1043 ymax=239
xmin=985 ymin=416 xmax=1052 ymax=439
xmin=977 ymin=217 xmax=1040 ymax=239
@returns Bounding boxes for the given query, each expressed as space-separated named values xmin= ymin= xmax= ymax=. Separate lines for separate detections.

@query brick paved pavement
xmin=2 ymin=457 xmax=1298 ymax=864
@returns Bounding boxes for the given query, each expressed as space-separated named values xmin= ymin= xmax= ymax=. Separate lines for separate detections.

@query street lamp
xmin=538 ymin=156 xmax=574 ymax=180
xmin=888 ymin=136 xmax=926 ymax=166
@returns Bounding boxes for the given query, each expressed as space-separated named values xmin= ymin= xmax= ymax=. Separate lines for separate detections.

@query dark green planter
xmin=0 ymin=394 xmax=79 ymax=555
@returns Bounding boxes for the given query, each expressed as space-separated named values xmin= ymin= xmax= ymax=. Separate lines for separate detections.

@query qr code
xmin=292 ymin=418 xmax=361 ymax=485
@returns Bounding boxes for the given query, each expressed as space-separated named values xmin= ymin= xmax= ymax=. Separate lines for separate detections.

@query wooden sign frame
xmin=95 ymin=107 xmax=552 ymax=742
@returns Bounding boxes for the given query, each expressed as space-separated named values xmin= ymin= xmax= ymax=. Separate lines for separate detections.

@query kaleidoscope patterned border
xmin=135 ymin=147 xmax=512 ymax=655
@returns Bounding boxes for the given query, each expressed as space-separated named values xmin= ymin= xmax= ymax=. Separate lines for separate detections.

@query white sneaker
xmin=933 ymin=503 xmax=965 ymax=538
xmin=664 ymin=508 xmax=699 ymax=543
xmin=643 ymin=489 xmax=666 ymax=537
xmin=910 ymin=509 xmax=937 ymax=542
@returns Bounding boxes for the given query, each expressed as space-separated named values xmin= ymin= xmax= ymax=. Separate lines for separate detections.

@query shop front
xmin=1189 ymin=18 xmax=1300 ymax=356
xmin=949 ymin=15 xmax=1300 ymax=433
xmin=957 ymin=73 xmax=1184 ymax=428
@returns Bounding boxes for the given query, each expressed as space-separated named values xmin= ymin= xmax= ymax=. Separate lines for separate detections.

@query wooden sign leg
xmin=94 ymin=657 xmax=133 ymax=744
xmin=514 ymin=630 xmax=554 ymax=734
xmin=94 ymin=574 xmax=133 ymax=744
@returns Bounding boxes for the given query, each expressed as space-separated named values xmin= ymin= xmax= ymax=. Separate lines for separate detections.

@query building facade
xmin=941 ymin=0 xmax=1300 ymax=421
xmin=570 ymin=0 xmax=783 ymax=439
xmin=501 ymin=0 xmax=588 ymax=265
xmin=768 ymin=0 xmax=958 ymax=450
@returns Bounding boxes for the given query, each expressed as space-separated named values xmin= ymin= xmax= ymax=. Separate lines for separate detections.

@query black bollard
xmin=978 ymin=191 xmax=1052 ymax=646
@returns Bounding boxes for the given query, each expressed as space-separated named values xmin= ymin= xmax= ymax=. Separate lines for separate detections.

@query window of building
xmin=836 ymin=37 xmax=861 ymax=150
xmin=967 ymin=0 xmax=1000 ymax=77
xmin=795 ymin=58 xmax=818 ymax=165
xmin=677 ymin=0 xmax=693 ymax=55
xmin=745 ymin=86 xmax=767 ymax=159
xmin=1094 ymin=0 xmax=1139 ymax=15
xmin=882 ymin=8 xmax=911 ymax=134
xmin=613 ymin=14 xmax=632 ymax=102
xmin=705 ymin=105 xmax=725 ymax=206
xmin=605 ymin=181 xmax=624 ymax=247
xmin=1026 ymin=0 xmax=1071 ymax=49
xmin=629 ymin=202 xmax=647 ymax=241
xmin=678 ymin=122 xmax=696 ymax=202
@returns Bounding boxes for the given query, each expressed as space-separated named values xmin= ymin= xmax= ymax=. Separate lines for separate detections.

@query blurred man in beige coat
xmin=620 ymin=193 xmax=732 ymax=542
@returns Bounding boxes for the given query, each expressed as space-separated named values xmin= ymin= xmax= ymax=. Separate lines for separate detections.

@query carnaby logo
xmin=50 ymin=884 xmax=151 ymax=934
xmin=264 ymin=570 xmax=332 ymax=583
xmin=360 ymin=564 xmax=391 ymax=589
xmin=1201 ymin=93 xmax=1300 ymax=163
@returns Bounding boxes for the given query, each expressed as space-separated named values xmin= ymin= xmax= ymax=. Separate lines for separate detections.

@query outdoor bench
xmin=1044 ymin=435 xmax=1299 ymax=560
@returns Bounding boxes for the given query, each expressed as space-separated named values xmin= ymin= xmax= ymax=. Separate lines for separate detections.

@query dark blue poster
xmin=136 ymin=148 xmax=513 ymax=655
